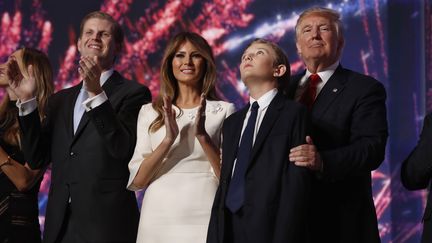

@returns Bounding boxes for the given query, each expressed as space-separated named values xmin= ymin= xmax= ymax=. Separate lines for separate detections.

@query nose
xmin=90 ymin=32 xmax=102 ymax=41
xmin=0 ymin=63 xmax=7 ymax=77
xmin=311 ymin=27 xmax=321 ymax=39
xmin=185 ymin=55 xmax=194 ymax=65
xmin=0 ymin=61 xmax=8 ymax=70
xmin=244 ymin=54 xmax=253 ymax=62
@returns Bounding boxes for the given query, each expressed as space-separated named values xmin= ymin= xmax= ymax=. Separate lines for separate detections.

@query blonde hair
xmin=149 ymin=32 xmax=218 ymax=133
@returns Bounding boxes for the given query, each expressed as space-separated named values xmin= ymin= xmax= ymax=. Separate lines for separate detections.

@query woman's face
xmin=0 ymin=49 xmax=25 ymax=87
xmin=171 ymin=40 xmax=205 ymax=87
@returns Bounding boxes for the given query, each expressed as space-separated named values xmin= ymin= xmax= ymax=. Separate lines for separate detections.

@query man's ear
xmin=77 ymin=38 xmax=82 ymax=53
xmin=296 ymin=42 xmax=302 ymax=56
xmin=273 ymin=64 xmax=287 ymax=77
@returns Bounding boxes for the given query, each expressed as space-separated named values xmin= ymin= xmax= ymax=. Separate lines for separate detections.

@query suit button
xmin=70 ymin=152 xmax=75 ymax=156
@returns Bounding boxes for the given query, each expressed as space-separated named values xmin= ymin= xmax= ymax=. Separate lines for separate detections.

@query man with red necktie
xmin=286 ymin=7 xmax=388 ymax=243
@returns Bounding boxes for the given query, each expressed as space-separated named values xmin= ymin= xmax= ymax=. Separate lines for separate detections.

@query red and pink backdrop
xmin=0 ymin=0 xmax=428 ymax=242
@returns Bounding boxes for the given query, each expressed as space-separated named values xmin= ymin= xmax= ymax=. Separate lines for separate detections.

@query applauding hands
xmin=7 ymin=59 xmax=36 ymax=102
xmin=162 ymin=96 xmax=179 ymax=145
xmin=78 ymin=56 xmax=103 ymax=97
xmin=194 ymin=93 xmax=208 ymax=138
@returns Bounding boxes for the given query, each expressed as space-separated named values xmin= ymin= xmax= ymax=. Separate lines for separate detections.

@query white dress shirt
xmin=232 ymin=88 xmax=278 ymax=175
xmin=294 ymin=61 xmax=339 ymax=101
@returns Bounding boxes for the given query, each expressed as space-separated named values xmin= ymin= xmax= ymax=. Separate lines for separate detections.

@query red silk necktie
xmin=299 ymin=73 xmax=321 ymax=109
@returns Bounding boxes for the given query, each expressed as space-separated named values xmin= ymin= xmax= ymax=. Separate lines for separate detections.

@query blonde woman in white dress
xmin=127 ymin=32 xmax=235 ymax=243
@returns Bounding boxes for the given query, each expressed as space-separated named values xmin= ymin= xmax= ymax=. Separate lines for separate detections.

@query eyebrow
xmin=256 ymin=48 xmax=270 ymax=53
xmin=175 ymin=50 xmax=200 ymax=54
xmin=242 ymin=47 xmax=270 ymax=56
xmin=302 ymin=22 xmax=330 ymax=28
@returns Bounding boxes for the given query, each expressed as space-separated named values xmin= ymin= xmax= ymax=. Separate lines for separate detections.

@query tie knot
xmin=251 ymin=101 xmax=259 ymax=111
xmin=309 ymin=74 xmax=321 ymax=86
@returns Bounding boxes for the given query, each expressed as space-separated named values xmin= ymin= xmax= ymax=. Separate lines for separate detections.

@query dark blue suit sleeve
xmin=401 ymin=113 xmax=432 ymax=190
xmin=273 ymin=105 xmax=312 ymax=243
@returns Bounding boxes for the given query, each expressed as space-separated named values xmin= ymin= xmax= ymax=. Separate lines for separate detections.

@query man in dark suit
xmin=12 ymin=11 xmax=151 ymax=243
xmin=401 ymin=114 xmax=432 ymax=243
xmin=287 ymin=7 xmax=388 ymax=243
xmin=207 ymin=39 xmax=311 ymax=243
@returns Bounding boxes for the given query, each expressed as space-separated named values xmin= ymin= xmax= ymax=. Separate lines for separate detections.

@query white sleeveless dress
xmin=127 ymin=100 xmax=235 ymax=243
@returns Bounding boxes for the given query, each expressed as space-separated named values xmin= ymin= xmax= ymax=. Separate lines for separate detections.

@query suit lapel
xmin=249 ymin=92 xmax=284 ymax=167
xmin=311 ymin=65 xmax=346 ymax=118
xmin=286 ymin=71 xmax=305 ymax=99
xmin=72 ymin=71 xmax=123 ymax=143
xmin=221 ymin=106 xmax=248 ymax=182
xmin=101 ymin=71 xmax=123 ymax=98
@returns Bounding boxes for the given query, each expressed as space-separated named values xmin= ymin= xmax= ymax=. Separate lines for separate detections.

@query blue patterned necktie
xmin=226 ymin=101 xmax=259 ymax=213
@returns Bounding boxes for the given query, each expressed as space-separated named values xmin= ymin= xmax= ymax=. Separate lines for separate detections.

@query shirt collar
xmin=100 ymin=68 xmax=114 ymax=87
xmin=249 ymin=88 xmax=278 ymax=110
xmin=302 ymin=61 xmax=339 ymax=85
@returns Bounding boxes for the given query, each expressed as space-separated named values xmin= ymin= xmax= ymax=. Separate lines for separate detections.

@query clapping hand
xmin=78 ymin=56 xmax=102 ymax=96
xmin=163 ymin=96 xmax=179 ymax=144
xmin=194 ymin=93 xmax=208 ymax=138
xmin=8 ymin=60 xmax=36 ymax=101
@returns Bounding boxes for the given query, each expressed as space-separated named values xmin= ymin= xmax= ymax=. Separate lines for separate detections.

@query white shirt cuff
xmin=82 ymin=91 xmax=108 ymax=111
xmin=16 ymin=98 xmax=38 ymax=116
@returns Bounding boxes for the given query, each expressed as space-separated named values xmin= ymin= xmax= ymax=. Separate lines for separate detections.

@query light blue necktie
xmin=73 ymin=88 xmax=88 ymax=133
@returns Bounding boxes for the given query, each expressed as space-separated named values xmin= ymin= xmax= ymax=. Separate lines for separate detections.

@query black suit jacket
xmin=286 ymin=65 xmax=388 ymax=243
xmin=18 ymin=71 xmax=151 ymax=243
xmin=207 ymin=92 xmax=312 ymax=243
xmin=401 ymin=113 xmax=432 ymax=243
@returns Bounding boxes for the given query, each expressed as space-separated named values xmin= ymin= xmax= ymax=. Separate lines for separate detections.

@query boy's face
xmin=240 ymin=43 xmax=276 ymax=84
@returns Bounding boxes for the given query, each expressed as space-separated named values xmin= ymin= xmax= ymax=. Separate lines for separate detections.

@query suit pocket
xmin=97 ymin=178 xmax=127 ymax=193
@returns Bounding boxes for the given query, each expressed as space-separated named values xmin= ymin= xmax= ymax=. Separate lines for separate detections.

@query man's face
xmin=77 ymin=17 xmax=118 ymax=70
xmin=240 ymin=43 xmax=276 ymax=85
xmin=296 ymin=14 xmax=342 ymax=66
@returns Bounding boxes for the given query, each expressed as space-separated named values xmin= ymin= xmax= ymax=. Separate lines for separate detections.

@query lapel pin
xmin=332 ymin=88 xmax=338 ymax=93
